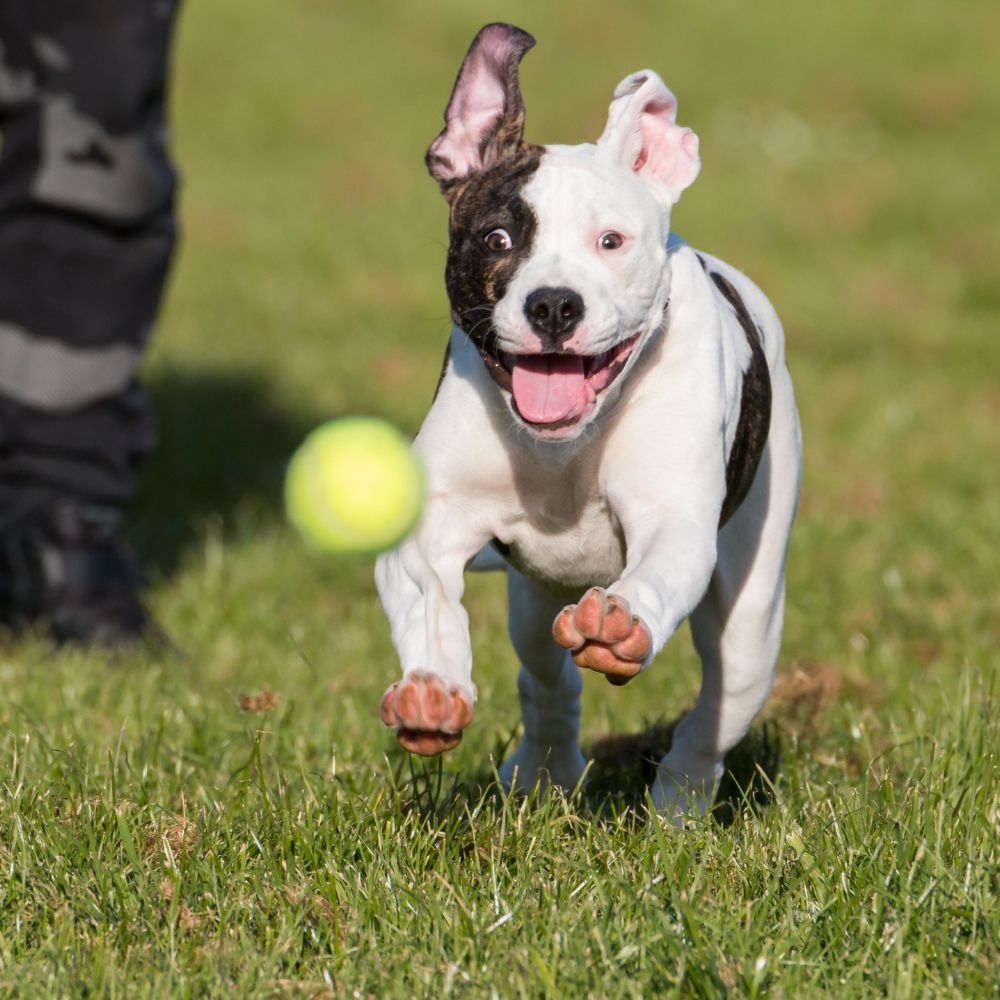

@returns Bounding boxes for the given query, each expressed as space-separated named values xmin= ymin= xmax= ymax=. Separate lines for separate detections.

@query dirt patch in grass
xmin=238 ymin=688 xmax=281 ymax=712
xmin=146 ymin=814 xmax=200 ymax=862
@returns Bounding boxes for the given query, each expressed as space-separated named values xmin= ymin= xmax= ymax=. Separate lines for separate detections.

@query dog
xmin=375 ymin=23 xmax=801 ymax=820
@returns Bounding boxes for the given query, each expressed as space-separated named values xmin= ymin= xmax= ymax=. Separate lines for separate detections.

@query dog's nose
xmin=524 ymin=287 xmax=585 ymax=343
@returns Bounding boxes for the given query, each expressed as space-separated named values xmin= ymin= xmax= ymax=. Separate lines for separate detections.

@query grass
xmin=1 ymin=0 xmax=998 ymax=995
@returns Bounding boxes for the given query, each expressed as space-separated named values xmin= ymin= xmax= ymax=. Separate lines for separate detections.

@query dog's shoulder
xmin=667 ymin=239 xmax=778 ymax=527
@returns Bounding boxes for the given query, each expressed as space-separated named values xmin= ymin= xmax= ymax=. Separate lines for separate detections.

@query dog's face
xmin=428 ymin=24 xmax=701 ymax=440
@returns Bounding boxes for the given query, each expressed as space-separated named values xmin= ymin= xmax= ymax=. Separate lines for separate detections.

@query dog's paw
xmin=552 ymin=587 xmax=651 ymax=685
xmin=650 ymin=755 xmax=723 ymax=826
xmin=379 ymin=671 xmax=474 ymax=756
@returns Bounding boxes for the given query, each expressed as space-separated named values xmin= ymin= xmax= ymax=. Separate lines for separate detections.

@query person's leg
xmin=0 ymin=1 xmax=181 ymax=642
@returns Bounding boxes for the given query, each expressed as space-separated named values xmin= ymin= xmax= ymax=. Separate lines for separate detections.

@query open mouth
xmin=478 ymin=334 xmax=640 ymax=429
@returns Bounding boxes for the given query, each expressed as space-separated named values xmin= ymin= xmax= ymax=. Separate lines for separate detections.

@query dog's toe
xmin=612 ymin=615 xmax=651 ymax=662
xmin=572 ymin=642 xmax=644 ymax=682
xmin=553 ymin=606 xmax=586 ymax=650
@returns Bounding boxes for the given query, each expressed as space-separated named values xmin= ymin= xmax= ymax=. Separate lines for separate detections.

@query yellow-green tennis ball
xmin=285 ymin=417 xmax=425 ymax=554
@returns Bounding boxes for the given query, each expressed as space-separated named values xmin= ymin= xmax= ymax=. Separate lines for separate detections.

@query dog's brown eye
xmin=484 ymin=228 xmax=513 ymax=253
xmin=599 ymin=231 xmax=625 ymax=251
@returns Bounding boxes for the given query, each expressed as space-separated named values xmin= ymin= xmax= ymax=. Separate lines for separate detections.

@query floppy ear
xmin=597 ymin=70 xmax=700 ymax=204
xmin=426 ymin=23 xmax=535 ymax=199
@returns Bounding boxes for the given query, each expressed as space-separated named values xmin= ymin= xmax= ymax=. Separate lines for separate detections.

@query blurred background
xmin=18 ymin=0 xmax=995 ymax=769
xmin=0 ymin=4 xmax=996 ymax=990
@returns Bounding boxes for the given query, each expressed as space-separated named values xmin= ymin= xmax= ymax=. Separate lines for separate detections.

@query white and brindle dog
xmin=375 ymin=23 xmax=801 ymax=819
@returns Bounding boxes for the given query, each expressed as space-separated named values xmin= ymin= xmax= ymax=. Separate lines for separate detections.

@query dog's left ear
xmin=597 ymin=70 xmax=700 ymax=205
xmin=426 ymin=23 xmax=535 ymax=201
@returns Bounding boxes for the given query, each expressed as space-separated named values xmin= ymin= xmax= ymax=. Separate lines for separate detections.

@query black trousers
xmin=0 ymin=1 xmax=180 ymax=528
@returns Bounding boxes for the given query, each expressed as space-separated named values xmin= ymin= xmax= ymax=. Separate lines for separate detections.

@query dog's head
xmin=428 ymin=23 xmax=701 ymax=440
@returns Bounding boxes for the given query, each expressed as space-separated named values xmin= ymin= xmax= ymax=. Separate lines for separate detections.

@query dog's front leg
xmin=553 ymin=512 xmax=718 ymax=685
xmin=375 ymin=505 xmax=489 ymax=756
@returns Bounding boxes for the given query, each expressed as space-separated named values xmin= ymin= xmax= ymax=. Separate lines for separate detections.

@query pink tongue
xmin=510 ymin=354 xmax=590 ymax=424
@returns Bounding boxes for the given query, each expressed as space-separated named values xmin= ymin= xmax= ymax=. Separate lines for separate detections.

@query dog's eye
xmin=484 ymin=228 xmax=513 ymax=253
xmin=599 ymin=231 xmax=625 ymax=251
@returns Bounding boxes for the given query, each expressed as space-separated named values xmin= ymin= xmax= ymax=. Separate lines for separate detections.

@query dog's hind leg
xmin=499 ymin=569 xmax=588 ymax=793
xmin=652 ymin=373 xmax=802 ymax=821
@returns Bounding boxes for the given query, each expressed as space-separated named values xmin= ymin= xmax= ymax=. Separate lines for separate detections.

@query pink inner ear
xmin=447 ymin=49 xmax=507 ymax=137
xmin=636 ymin=111 xmax=700 ymax=194
xmin=431 ymin=54 xmax=507 ymax=177
xmin=432 ymin=29 xmax=530 ymax=180
xmin=630 ymin=96 xmax=677 ymax=172
xmin=643 ymin=94 xmax=678 ymax=124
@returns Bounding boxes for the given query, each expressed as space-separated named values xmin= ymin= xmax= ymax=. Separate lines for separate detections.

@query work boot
xmin=0 ymin=499 xmax=156 ymax=647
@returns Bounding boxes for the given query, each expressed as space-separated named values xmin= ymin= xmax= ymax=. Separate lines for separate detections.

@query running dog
xmin=375 ymin=23 xmax=801 ymax=819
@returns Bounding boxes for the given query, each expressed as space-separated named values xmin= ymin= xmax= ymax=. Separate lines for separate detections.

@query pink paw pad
xmin=379 ymin=671 xmax=474 ymax=756
xmin=552 ymin=587 xmax=651 ymax=685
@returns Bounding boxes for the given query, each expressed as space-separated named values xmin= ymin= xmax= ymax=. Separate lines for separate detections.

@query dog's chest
xmin=495 ymin=471 xmax=626 ymax=597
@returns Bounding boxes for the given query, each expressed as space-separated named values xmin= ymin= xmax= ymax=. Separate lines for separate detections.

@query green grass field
xmin=2 ymin=1 xmax=998 ymax=995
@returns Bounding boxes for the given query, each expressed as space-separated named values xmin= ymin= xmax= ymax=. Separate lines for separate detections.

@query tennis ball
xmin=285 ymin=417 xmax=425 ymax=554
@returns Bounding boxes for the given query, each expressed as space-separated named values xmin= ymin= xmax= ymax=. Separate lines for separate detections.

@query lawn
xmin=1 ymin=0 xmax=998 ymax=995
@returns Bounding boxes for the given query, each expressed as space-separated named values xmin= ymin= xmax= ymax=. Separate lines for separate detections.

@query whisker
xmin=464 ymin=316 xmax=496 ymax=340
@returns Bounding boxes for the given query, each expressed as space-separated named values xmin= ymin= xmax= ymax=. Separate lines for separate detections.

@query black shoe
xmin=0 ymin=499 xmax=156 ymax=647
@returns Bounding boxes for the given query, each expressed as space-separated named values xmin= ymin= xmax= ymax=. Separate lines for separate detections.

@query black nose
xmin=523 ymin=286 xmax=585 ymax=343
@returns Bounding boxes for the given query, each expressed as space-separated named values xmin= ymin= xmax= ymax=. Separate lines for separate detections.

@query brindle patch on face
xmin=444 ymin=145 xmax=544 ymax=357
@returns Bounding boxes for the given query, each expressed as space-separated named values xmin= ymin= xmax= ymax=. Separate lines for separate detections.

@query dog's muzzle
xmin=477 ymin=334 xmax=640 ymax=430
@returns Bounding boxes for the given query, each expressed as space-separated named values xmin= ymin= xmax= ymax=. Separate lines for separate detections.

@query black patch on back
xmin=700 ymin=263 xmax=773 ymax=528
xmin=443 ymin=145 xmax=544 ymax=350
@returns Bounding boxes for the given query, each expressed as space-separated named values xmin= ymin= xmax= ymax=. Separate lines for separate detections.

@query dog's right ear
xmin=426 ymin=23 xmax=535 ymax=200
